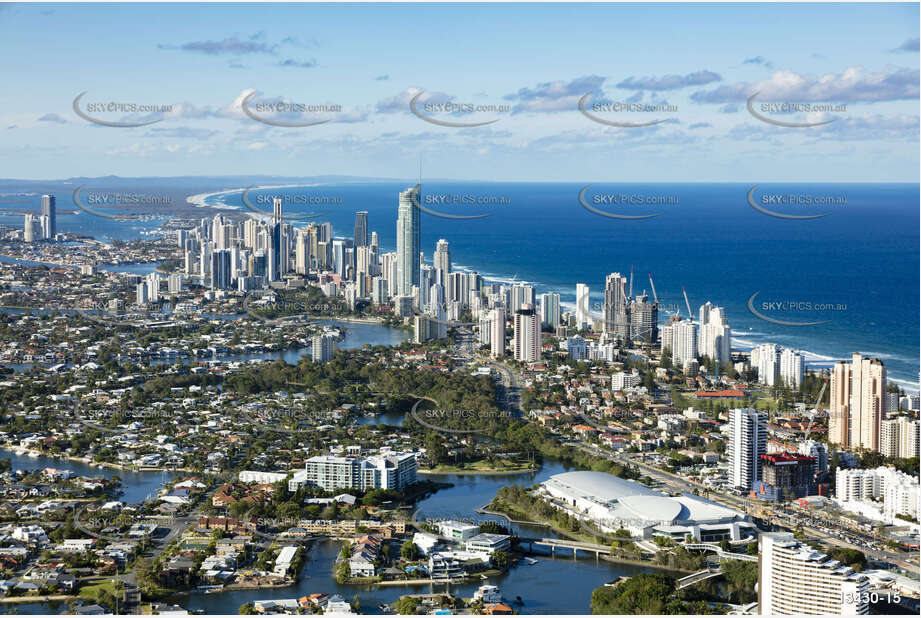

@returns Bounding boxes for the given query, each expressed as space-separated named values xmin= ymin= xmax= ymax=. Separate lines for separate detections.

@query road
xmin=576 ymin=441 xmax=919 ymax=575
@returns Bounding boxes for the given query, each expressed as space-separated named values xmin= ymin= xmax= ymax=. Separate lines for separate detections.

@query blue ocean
xmin=3 ymin=180 xmax=917 ymax=390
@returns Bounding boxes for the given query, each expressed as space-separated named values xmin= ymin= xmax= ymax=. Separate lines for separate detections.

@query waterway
xmin=0 ymin=455 xmax=669 ymax=614
xmin=179 ymin=459 xmax=666 ymax=615
xmin=0 ymin=448 xmax=175 ymax=505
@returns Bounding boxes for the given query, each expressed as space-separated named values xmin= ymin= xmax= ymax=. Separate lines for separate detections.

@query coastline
xmin=186 ymin=183 xmax=325 ymax=209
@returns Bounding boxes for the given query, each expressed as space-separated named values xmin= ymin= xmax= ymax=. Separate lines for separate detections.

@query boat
xmin=524 ymin=557 xmax=538 ymax=565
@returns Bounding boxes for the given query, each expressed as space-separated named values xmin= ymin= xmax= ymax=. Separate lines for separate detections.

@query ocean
xmin=2 ymin=180 xmax=917 ymax=390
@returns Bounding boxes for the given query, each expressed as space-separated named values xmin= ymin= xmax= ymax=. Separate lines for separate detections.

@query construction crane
xmin=628 ymin=264 xmax=634 ymax=299
xmin=648 ymin=273 xmax=658 ymax=305
xmin=682 ymin=286 xmax=693 ymax=319
xmin=803 ymin=378 xmax=829 ymax=441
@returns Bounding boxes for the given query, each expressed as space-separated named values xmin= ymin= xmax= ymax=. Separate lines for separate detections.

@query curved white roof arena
xmin=541 ymin=470 xmax=743 ymax=526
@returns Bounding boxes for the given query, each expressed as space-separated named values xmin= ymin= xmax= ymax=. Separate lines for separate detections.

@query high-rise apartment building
xmin=539 ymin=292 xmax=560 ymax=330
xmin=759 ymin=532 xmax=869 ymax=615
xmin=513 ymin=304 xmax=540 ymax=362
xmin=575 ymin=283 xmax=591 ymax=330
xmin=698 ymin=301 xmax=731 ymax=365
xmin=433 ymin=239 xmax=451 ymax=283
xmin=728 ymin=408 xmax=767 ymax=489
xmin=353 ymin=211 xmax=368 ymax=248
xmin=830 ymin=354 xmax=887 ymax=451
xmin=489 ymin=307 xmax=506 ymax=358
xmin=396 ymin=185 xmax=421 ymax=296
xmin=41 ymin=194 xmax=56 ymax=240
xmin=311 ymin=333 xmax=338 ymax=363
xmin=602 ymin=272 xmax=628 ymax=340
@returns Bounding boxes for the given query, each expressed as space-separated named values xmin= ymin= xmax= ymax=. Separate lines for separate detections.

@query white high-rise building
xmin=311 ymin=333 xmax=338 ymax=363
xmin=433 ymin=239 xmax=451 ymax=283
xmin=672 ymin=320 xmax=698 ymax=370
xmin=489 ymin=307 xmax=506 ymax=358
xmin=728 ymin=408 xmax=767 ymax=489
xmin=539 ymin=292 xmax=560 ymax=330
xmin=510 ymin=284 xmax=535 ymax=313
xmin=879 ymin=416 xmax=919 ymax=458
xmin=396 ymin=185 xmax=421 ymax=296
xmin=759 ymin=532 xmax=869 ymax=615
xmin=753 ymin=343 xmax=780 ymax=386
xmin=575 ymin=283 xmax=591 ymax=330
xmin=697 ymin=302 xmax=731 ymax=365
xmin=779 ymin=348 xmax=804 ymax=388
xmin=513 ymin=304 xmax=540 ymax=362
xmin=23 ymin=214 xmax=37 ymax=242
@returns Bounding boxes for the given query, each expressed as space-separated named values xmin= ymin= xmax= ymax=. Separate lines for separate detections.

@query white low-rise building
xmin=540 ymin=470 xmax=755 ymax=541
xmin=835 ymin=467 xmax=920 ymax=523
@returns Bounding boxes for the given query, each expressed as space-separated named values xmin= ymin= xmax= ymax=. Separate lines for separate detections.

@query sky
xmin=0 ymin=2 xmax=918 ymax=182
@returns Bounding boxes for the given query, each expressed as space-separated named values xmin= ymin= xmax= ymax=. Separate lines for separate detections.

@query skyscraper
xmin=41 ymin=194 xmax=56 ymax=240
xmin=672 ymin=320 xmax=699 ymax=370
xmin=698 ymin=301 xmax=731 ymax=364
xmin=311 ymin=333 xmax=338 ymax=363
xmin=23 ymin=214 xmax=37 ymax=242
xmin=396 ymin=185 xmax=421 ymax=297
xmin=829 ymin=360 xmax=852 ymax=447
xmin=754 ymin=343 xmax=780 ymax=386
xmin=779 ymin=348 xmax=804 ymax=388
xmin=354 ymin=211 xmax=369 ymax=248
xmin=539 ymin=292 xmax=560 ymax=330
xmin=728 ymin=408 xmax=767 ymax=489
xmin=629 ymin=294 xmax=658 ymax=344
xmin=433 ymin=239 xmax=451 ymax=283
xmin=849 ymin=353 xmax=886 ymax=451
xmin=490 ymin=307 xmax=506 ymax=358
xmin=575 ymin=283 xmax=591 ymax=330
xmin=602 ymin=273 xmax=628 ymax=340
xmin=513 ymin=304 xmax=540 ymax=362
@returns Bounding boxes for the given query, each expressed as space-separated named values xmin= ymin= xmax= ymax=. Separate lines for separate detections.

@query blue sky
xmin=0 ymin=2 xmax=918 ymax=181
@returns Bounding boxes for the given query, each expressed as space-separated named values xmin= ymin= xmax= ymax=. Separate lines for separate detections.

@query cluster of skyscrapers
xmin=751 ymin=343 xmax=805 ymax=388
xmin=22 ymin=194 xmax=56 ymax=242
xmin=659 ymin=301 xmax=730 ymax=373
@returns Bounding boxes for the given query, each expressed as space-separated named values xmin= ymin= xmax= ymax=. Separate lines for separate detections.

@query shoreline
xmin=1 ymin=446 xmax=195 ymax=475
xmin=186 ymin=183 xmax=326 ymax=209
xmin=418 ymin=466 xmax=539 ymax=476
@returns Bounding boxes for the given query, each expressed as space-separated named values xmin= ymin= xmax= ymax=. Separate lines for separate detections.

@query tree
xmin=826 ymin=548 xmax=866 ymax=571
xmin=239 ymin=603 xmax=256 ymax=614
xmin=393 ymin=597 xmax=419 ymax=614
xmin=400 ymin=540 xmax=420 ymax=561
xmin=590 ymin=573 xmax=675 ymax=614
xmin=491 ymin=549 xmax=511 ymax=570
